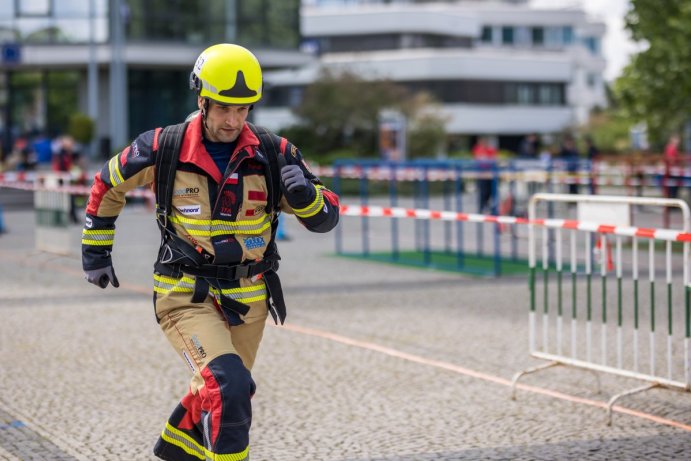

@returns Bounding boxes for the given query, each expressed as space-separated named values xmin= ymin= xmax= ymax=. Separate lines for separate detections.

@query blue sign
xmin=2 ymin=43 xmax=21 ymax=65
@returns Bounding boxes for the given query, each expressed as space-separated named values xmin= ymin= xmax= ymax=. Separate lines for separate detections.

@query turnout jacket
xmin=82 ymin=114 xmax=340 ymax=322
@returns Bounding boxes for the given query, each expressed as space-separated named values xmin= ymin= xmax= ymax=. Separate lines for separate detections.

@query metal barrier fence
xmin=329 ymin=159 xmax=689 ymax=275
xmin=511 ymin=193 xmax=690 ymax=424
xmin=34 ymin=175 xmax=73 ymax=255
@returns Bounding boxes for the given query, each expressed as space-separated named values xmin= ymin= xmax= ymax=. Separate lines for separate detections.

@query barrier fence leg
xmin=360 ymin=170 xmax=369 ymax=257
xmin=389 ymin=165 xmax=399 ymax=261
xmin=510 ymin=361 xmax=560 ymax=400
xmin=455 ymin=165 xmax=465 ymax=270
xmin=334 ymin=167 xmax=342 ymax=255
xmin=606 ymin=383 xmax=659 ymax=426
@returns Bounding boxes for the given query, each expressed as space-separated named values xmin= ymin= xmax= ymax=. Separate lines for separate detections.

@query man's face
xmin=199 ymin=96 xmax=250 ymax=143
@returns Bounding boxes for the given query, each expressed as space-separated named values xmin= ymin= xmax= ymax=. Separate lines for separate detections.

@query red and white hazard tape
xmin=339 ymin=204 xmax=691 ymax=243
xmin=311 ymin=166 xmax=691 ymax=186
xmin=3 ymin=179 xmax=689 ymax=242
xmin=0 ymin=171 xmax=77 ymax=183
xmin=0 ymin=181 xmax=154 ymax=199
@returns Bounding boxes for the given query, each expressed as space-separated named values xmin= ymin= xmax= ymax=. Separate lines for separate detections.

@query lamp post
xmin=87 ymin=0 xmax=99 ymax=159
xmin=109 ymin=0 xmax=128 ymax=154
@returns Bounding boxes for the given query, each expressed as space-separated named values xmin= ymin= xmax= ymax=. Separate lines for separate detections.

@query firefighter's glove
xmin=280 ymin=164 xmax=308 ymax=194
xmin=85 ymin=266 xmax=120 ymax=289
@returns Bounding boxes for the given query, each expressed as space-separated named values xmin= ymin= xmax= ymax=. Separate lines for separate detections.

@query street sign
xmin=2 ymin=43 xmax=21 ymax=65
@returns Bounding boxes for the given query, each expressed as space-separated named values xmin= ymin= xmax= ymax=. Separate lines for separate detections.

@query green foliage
xmin=580 ymin=110 xmax=632 ymax=153
xmin=615 ymin=0 xmax=691 ymax=145
xmin=289 ymin=69 xmax=447 ymax=159
xmin=68 ymin=113 xmax=95 ymax=144
xmin=406 ymin=93 xmax=449 ymax=158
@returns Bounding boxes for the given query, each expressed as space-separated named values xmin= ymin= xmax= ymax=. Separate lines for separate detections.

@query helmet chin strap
xmin=201 ymin=98 xmax=210 ymax=134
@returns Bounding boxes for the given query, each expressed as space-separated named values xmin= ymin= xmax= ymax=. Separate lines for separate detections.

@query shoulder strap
xmin=155 ymin=122 xmax=188 ymax=231
xmin=247 ymin=122 xmax=283 ymax=214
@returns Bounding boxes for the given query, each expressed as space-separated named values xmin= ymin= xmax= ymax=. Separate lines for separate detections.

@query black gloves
xmin=84 ymin=266 xmax=120 ymax=289
xmin=280 ymin=164 xmax=308 ymax=193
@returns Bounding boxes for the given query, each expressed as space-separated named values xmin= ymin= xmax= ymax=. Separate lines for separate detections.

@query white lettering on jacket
xmin=177 ymin=204 xmax=201 ymax=216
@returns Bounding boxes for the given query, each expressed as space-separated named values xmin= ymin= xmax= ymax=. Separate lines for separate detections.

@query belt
xmin=179 ymin=258 xmax=279 ymax=280
xmin=155 ymin=257 xmax=286 ymax=325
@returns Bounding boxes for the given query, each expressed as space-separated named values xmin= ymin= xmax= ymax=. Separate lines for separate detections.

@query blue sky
xmin=531 ymin=0 xmax=643 ymax=81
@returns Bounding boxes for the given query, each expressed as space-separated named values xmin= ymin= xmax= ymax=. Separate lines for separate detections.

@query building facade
xmin=0 ymin=0 xmax=306 ymax=159
xmin=257 ymin=0 xmax=607 ymax=152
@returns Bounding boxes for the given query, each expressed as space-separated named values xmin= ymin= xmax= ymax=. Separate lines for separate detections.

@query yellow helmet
xmin=189 ymin=44 xmax=262 ymax=105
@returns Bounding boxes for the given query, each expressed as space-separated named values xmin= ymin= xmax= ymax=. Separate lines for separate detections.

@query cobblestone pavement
xmin=0 ymin=206 xmax=690 ymax=460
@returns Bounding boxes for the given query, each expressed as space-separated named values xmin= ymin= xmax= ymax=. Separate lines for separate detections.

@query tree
xmin=290 ymin=69 xmax=446 ymax=159
xmin=615 ymin=0 xmax=691 ymax=145
xmin=68 ymin=113 xmax=95 ymax=145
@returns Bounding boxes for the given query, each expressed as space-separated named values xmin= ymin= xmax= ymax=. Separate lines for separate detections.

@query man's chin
xmin=220 ymin=132 xmax=239 ymax=143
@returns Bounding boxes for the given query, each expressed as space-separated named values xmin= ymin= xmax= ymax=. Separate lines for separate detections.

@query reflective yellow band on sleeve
xmin=82 ymin=229 xmax=115 ymax=246
xmin=292 ymin=184 xmax=325 ymax=219
xmin=108 ymin=156 xmax=124 ymax=186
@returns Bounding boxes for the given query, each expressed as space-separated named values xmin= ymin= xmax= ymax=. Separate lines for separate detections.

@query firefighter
xmin=82 ymin=43 xmax=340 ymax=460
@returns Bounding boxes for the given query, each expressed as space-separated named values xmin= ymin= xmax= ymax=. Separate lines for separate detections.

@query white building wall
xmin=261 ymin=0 xmax=608 ymax=138
xmin=316 ymin=49 xmax=574 ymax=82
xmin=255 ymin=104 xmax=575 ymax=136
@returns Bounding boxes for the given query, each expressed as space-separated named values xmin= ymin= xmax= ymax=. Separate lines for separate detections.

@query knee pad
xmin=201 ymin=354 xmax=256 ymax=419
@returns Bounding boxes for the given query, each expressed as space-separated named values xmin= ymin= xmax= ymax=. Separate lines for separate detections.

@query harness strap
xmin=155 ymin=122 xmax=188 ymax=232
xmin=263 ymin=271 xmax=286 ymax=325
xmin=247 ymin=122 xmax=283 ymax=214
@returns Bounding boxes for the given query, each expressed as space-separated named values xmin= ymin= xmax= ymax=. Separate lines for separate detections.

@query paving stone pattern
xmin=0 ymin=207 xmax=689 ymax=460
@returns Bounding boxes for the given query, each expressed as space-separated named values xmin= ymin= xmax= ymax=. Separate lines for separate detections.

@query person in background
xmin=7 ymin=137 xmax=37 ymax=171
xmin=559 ymin=136 xmax=580 ymax=195
xmin=664 ymin=134 xmax=681 ymax=199
xmin=472 ymin=137 xmax=498 ymax=213
xmin=276 ymin=212 xmax=291 ymax=241
xmin=51 ymin=135 xmax=78 ymax=173
xmin=584 ymin=136 xmax=599 ymax=195
xmin=518 ymin=133 xmax=538 ymax=159
xmin=51 ymin=136 xmax=82 ymax=222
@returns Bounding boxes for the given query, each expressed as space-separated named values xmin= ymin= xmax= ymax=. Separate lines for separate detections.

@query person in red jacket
xmin=472 ymin=137 xmax=497 ymax=213
xmin=81 ymin=44 xmax=339 ymax=461
xmin=664 ymin=134 xmax=681 ymax=198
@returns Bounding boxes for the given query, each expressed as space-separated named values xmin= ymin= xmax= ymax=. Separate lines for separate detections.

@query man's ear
xmin=197 ymin=96 xmax=204 ymax=110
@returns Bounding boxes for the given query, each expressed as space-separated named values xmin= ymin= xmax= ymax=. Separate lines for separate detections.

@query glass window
xmin=16 ymin=17 xmax=53 ymax=42
xmin=501 ymin=26 xmax=513 ymax=45
xmin=54 ymin=0 xmax=89 ymax=18
xmin=127 ymin=0 xmax=230 ymax=44
xmin=0 ymin=22 xmax=19 ymax=41
xmin=46 ymin=71 xmax=80 ymax=136
xmin=129 ymin=69 xmax=195 ymax=136
xmin=531 ymin=27 xmax=544 ymax=46
xmin=504 ymin=83 xmax=517 ymax=104
xmin=544 ymin=27 xmax=562 ymax=48
xmin=18 ymin=0 xmax=51 ymax=16
xmin=288 ymin=87 xmax=303 ymax=108
xmin=0 ymin=2 xmax=15 ymax=19
xmin=538 ymin=84 xmax=561 ymax=105
xmin=517 ymin=84 xmax=534 ymax=104
xmin=480 ymin=25 xmax=492 ymax=43
xmin=515 ymin=26 xmax=530 ymax=46
xmin=587 ymin=73 xmax=598 ymax=88
xmin=562 ymin=26 xmax=574 ymax=45
xmin=584 ymin=37 xmax=601 ymax=55
xmin=237 ymin=0 xmax=299 ymax=49
xmin=53 ymin=19 xmax=90 ymax=42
